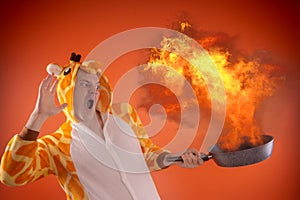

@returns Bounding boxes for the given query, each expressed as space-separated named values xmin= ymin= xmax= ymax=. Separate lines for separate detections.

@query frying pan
xmin=167 ymin=135 xmax=274 ymax=167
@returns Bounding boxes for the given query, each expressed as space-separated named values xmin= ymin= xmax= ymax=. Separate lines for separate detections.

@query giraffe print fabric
xmin=0 ymin=54 xmax=169 ymax=199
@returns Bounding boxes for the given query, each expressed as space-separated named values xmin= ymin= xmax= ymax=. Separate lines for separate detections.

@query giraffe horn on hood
xmin=74 ymin=54 xmax=81 ymax=62
xmin=70 ymin=52 xmax=81 ymax=62
xmin=70 ymin=52 xmax=76 ymax=61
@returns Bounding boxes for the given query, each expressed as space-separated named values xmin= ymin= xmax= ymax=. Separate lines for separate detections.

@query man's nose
xmin=89 ymin=88 xmax=99 ymax=95
xmin=89 ymin=89 xmax=96 ymax=94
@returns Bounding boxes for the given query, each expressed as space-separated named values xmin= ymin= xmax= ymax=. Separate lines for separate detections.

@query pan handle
xmin=166 ymin=153 xmax=212 ymax=163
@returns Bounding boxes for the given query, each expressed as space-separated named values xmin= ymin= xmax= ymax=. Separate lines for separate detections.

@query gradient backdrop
xmin=0 ymin=0 xmax=299 ymax=199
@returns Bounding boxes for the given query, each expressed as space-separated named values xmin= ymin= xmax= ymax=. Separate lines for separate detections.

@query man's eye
xmin=80 ymin=82 xmax=89 ymax=87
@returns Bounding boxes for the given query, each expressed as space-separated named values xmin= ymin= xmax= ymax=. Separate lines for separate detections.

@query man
xmin=0 ymin=53 xmax=203 ymax=199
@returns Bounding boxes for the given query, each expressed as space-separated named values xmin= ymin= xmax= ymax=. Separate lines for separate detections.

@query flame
xmin=180 ymin=21 xmax=192 ymax=32
xmin=142 ymin=22 xmax=281 ymax=151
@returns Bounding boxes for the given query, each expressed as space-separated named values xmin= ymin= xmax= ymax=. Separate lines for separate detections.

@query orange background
xmin=0 ymin=0 xmax=299 ymax=199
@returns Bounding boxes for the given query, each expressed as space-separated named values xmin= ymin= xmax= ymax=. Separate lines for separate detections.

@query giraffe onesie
xmin=0 ymin=53 xmax=169 ymax=199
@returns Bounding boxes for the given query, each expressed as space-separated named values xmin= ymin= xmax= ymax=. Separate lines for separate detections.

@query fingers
xmin=181 ymin=148 xmax=204 ymax=168
xmin=39 ymin=76 xmax=48 ymax=92
xmin=50 ymin=79 xmax=59 ymax=94
xmin=58 ymin=103 xmax=68 ymax=111
xmin=44 ymin=74 xmax=53 ymax=90
xmin=39 ymin=74 xmax=57 ymax=93
xmin=185 ymin=148 xmax=199 ymax=155
xmin=52 ymin=103 xmax=68 ymax=115
xmin=181 ymin=153 xmax=199 ymax=167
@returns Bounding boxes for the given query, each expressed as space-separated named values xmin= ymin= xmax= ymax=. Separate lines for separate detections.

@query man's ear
xmin=46 ymin=63 xmax=62 ymax=77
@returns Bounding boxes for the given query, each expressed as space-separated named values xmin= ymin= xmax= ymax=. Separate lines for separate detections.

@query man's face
xmin=73 ymin=69 xmax=100 ymax=122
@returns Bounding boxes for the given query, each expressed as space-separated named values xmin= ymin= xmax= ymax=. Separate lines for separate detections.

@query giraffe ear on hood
xmin=46 ymin=63 xmax=62 ymax=77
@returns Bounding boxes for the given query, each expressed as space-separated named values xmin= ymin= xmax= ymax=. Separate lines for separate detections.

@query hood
xmin=46 ymin=52 xmax=112 ymax=123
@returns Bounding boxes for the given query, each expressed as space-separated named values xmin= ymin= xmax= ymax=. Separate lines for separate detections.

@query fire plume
xmin=143 ymin=22 xmax=281 ymax=151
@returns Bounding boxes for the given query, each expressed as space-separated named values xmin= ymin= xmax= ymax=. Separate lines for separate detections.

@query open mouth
xmin=87 ymin=99 xmax=94 ymax=109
